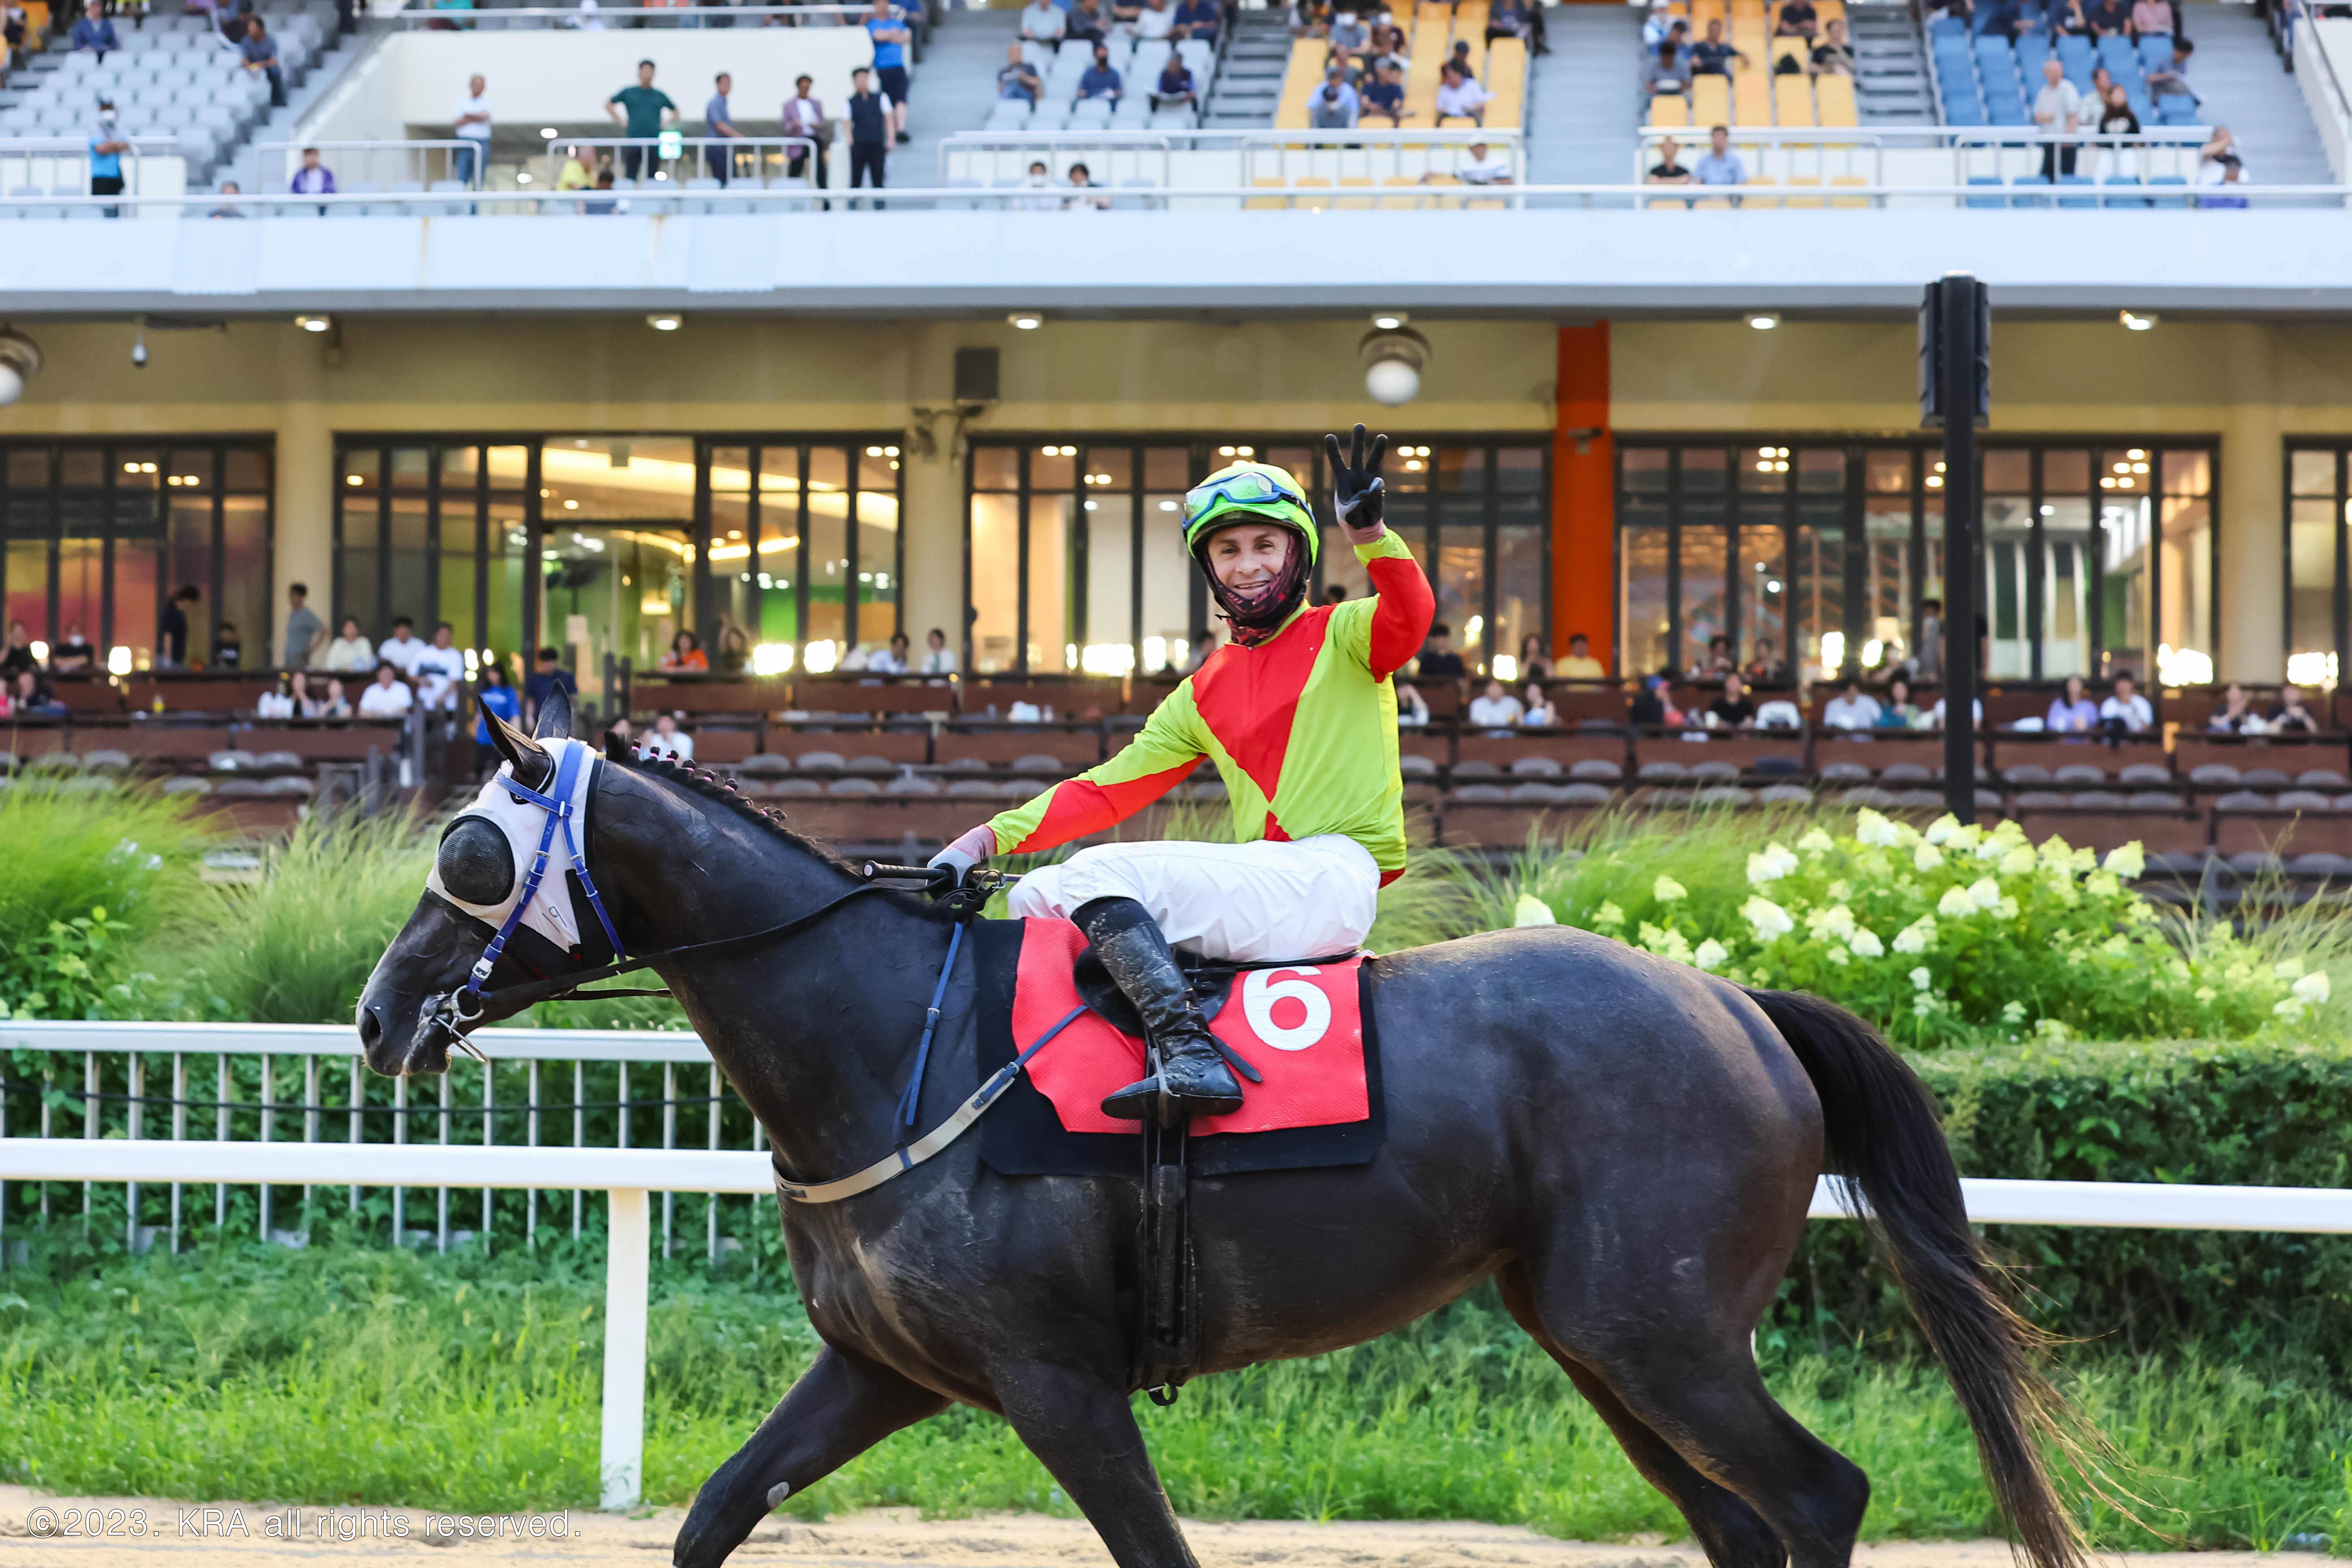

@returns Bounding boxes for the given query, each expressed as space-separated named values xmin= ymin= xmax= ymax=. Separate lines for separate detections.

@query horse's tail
xmin=1743 ymin=986 xmax=2096 ymax=1568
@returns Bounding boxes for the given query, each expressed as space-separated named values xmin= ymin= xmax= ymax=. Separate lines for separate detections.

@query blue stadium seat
xmin=2101 ymin=175 xmax=2147 ymax=208
xmin=2055 ymin=174 xmax=2098 ymax=208
xmin=2136 ymin=31 xmax=2173 ymax=69
xmin=2147 ymin=174 xmax=2190 ymax=208
xmin=1966 ymin=176 xmax=2007 ymax=208
xmin=2016 ymin=33 xmax=2050 ymax=76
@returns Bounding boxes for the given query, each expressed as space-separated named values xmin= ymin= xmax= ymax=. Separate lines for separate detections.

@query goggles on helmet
xmin=1181 ymin=462 xmax=1319 ymax=564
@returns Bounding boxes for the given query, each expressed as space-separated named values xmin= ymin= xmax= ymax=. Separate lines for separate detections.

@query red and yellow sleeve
xmin=1330 ymin=529 xmax=1436 ymax=680
xmin=983 ymin=684 xmax=1207 ymax=856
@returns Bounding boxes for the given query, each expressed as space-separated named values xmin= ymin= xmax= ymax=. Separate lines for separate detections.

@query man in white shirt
xmin=1020 ymin=0 xmax=1065 ymax=41
xmin=413 ymin=620 xmax=469 ymax=712
xmin=454 ymin=73 xmax=492 ymax=187
xmin=1466 ymin=678 xmax=1524 ymax=729
xmin=1433 ymin=63 xmax=1492 ymax=126
xmin=2031 ymin=57 xmax=2080 ymax=182
xmin=643 ymin=713 xmax=695 ymax=761
xmin=1457 ymin=140 xmax=1514 ymax=184
xmin=2099 ymin=672 xmax=2154 ymax=733
xmin=1132 ymin=0 xmax=1175 ymax=39
xmin=357 ymin=664 xmax=414 ymax=718
xmin=1820 ymin=678 xmax=1881 ymax=730
xmin=378 ymin=616 xmax=430 ymax=677
xmin=919 ymin=626 xmax=958 ymax=674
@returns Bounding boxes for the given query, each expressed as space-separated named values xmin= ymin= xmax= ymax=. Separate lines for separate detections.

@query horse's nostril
xmin=358 ymin=1003 xmax=386 ymax=1054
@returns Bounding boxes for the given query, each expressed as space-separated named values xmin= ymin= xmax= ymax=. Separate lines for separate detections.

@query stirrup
xmin=1101 ymin=1045 xmax=1244 ymax=1126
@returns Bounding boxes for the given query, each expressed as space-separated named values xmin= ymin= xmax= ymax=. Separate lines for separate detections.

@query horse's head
xmin=357 ymin=684 xmax=622 ymax=1077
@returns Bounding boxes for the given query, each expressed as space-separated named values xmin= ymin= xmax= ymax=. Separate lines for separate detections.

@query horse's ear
xmin=533 ymin=683 xmax=574 ymax=743
xmin=481 ymin=697 xmax=550 ymax=789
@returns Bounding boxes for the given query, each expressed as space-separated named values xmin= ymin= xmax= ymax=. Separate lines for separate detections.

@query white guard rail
xmin=937 ymin=128 xmax=1525 ymax=194
xmin=1629 ymin=126 xmax=2215 ymax=189
xmin=387 ymin=4 xmax=885 ymax=23
xmin=255 ymin=138 xmax=485 ymax=193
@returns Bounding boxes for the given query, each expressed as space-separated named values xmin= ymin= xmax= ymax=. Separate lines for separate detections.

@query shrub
xmin=0 ymin=782 xmax=202 ymax=1020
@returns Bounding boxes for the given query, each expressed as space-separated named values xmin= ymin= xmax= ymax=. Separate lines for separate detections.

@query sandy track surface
xmin=0 ymin=1495 xmax=2289 ymax=1568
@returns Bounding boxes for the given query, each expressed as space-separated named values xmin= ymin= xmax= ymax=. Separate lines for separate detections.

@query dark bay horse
xmin=357 ymin=693 xmax=2093 ymax=1568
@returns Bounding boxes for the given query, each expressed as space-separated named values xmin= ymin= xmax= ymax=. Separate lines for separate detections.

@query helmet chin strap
xmin=1201 ymin=531 xmax=1308 ymax=646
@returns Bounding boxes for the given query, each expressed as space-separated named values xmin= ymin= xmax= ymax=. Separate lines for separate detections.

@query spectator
xmin=316 ymin=676 xmax=354 ymax=718
xmin=1646 ymin=135 xmax=1693 ymax=184
xmin=282 ymin=583 xmax=323 ymax=669
xmin=1820 ymin=677 xmax=1880 ymax=730
xmin=453 ymin=73 xmax=492 ymax=186
xmin=606 ymin=59 xmax=677 ymax=181
xmin=1000 ymin=42 xmax=1042 ymax=104
xmin=1558 ymin=632 xmax=1606 ymax=680
xmin=1066 ymin=0 xmax=1107 ymax=44
xmin=919 ymin=626 xmax=958 ymax=675
xmin=1064 ymin=160 xmax=1110 ymax=209
xmin=1448 ymin=38 xmax=1476 ymax=78
xmin=1015 ymin=157 xmax=1060 ymax=209
xmin=415 ymin=621 xmax=468 ymax=711
xmin=1486 ymin=0 xmax=1546 ymax=54
xmin=1080 ymin=43 xmax=1123 ymax=100
xmin=290 ymin=145 xmax=337 ymax=214
xmin=1328 ymin=6 xmax=1368 ymax=52
xmin=221 ymin=0 xmax=255 ymax=45
xmin=2032 ymin=57 xmax=2080 ymax=181
xmin=2047 ymin=673 xmax=2100 ymax=731
xmin=2057 ymin=0 xmax=2091 ymax=33
xmin=522 ymin=645 xmax=573 ymax=728
xmin=240 ymin=15 xmax=285 ymax=109
xmin=1520 ymin=683 xmax=1556 ymax=726
xmin=1414 ymin=624 xmax=1466 ymax=681
xmin=2086 ymin=0 xmax=2128 ymax=35
xmin=2096 ymin=81 xmax=2138 ymax=139
xmin=1692 ymin=17 xmax=1746 ymax=75
xmin=555 ymin=145 xmax=594 ymax=190
xmin=1689 ymin=635 xmax=1734 ymax=679
xmin=0 ymin=620 xmax=33 ymax=680
xmin=2147 ymin=35 xmax=2197 ymax=103
xmin=870 ymin=631 xmax=911 ymax=673
xmin=781 ymin=76 xmax=829 ymax=191
xmin=2099 ymin=671 xmax=2153 ymax=735
xmin=1626 ymin=673 xmax=1675 ymax=727
xmin=1810 ymin=17 xmax=1853 ymax=74
xmin=2206 ymin=680 xmax=2254 ymax=732
xmin=1152 ymin=54 xmax=1198 ymax=109
xmin=50 ymin=623 xmax=96 ymax=674
xmin=256 ymin=673 xmax=298 ymax=718
xmin=865 ymin=0 xmax=911 ymax=144
xmin=1467 ymin=677 xmax=1524 ymax=730
xmin=1644 ymin=40 xmax=1693 ymax=98
xmin=1132 ymin=0 xmax=1177 ymax=40
xmin=2197 ymin=125 xmax=2243 ymax=194
xmin=846 ymin=66 xmax=892 ymax=199
xmin=209 ymin=179 xmax=249 ymax=218
xmin=1310 ymin=67 xmax=1359 ymax=127
xmin=1457 ymin=140 xmax=1514 ymax=183
xmin=642 ymin=711 xmax=695 ymax=761
xmin=1708 ymin=671 xmax=1757 ymax=728
xmin=705 ymin=72 xmax=743 ymax=184
xmin=1435 ymin=61 xmax=1492 ymax=124
xmin=4 ymin=3 xmax=28 ymax=74
xmin=2200 ymin=153 xmax=2249 ymax=207
xmin=69 ymin=0 xmax=116 ymax=57
xmin=662 ymin=628 xmax=710 ymax=671
xmin=379 ymin=614 xmax=430 ymax=676
xmin=1174 ymin=0 xmax=1218 ymax=42
xmin=213 ymin=621 xmax=244 ymax=669
xmin=1776 ymin=0 xmax=1817 ymax=36
xmin=87 ymin=99 xmax=128 ymax=216
xmin=2271 ymin=684 xmax=2320 ymax=732
xmin=1516 ymin=633 xmax=1553 ymax=683
xmin=1395 ymin=680 xmax=1430 ymax=726
xmin=1876 ymin=678 xmax=1922 ymax=728
xmin=158 ymin=583 xmax=200 ymax=668
xmin=1693 ymin=123 xmax=1746 ymax=186
xmin=1020 ymin=0 xmax=1064 ymax=41
xmin=472 ymin=660 xmax=521 ymax=774
xmin=584 ymin=167 xmax=620 ymax=212
xmin=4 ymin=669 xmax=65 ymax=717
xmin=357 ymin=662 xmax=413 ymax=719
xmin=2129 ymin=0 xmax=2170 ymax=34
xmin=1360 ymin=60 xmax=1402 ymax=123
xmin=1927 ymin=693 xmax=1982 ymax=730
xmin=1744 ymin=636 xmax=1785 ymax=684
xmin=1642 ymin=0 xmax=1676 ymax=47
xmin=322 ymin=616 xmax=373 ymax=672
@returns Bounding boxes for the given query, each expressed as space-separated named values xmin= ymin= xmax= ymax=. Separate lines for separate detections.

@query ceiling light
xmin=540 ymin=126 xmax=559 ymax=139
xmin=1008 ymin=311 xmax=1044 ymax=330
xmin=2120 ymin=310 xmax=2157 ymax=331
xmin=1359 ymin=325 xmax=1430 ymax=407
xmin=1371 ymin=310 xmax=1409 ymax=331
xmin=1746 ymin=311 xmax=1781 ymax=331
xmin=646 ymin=313 xmax=683 ymax=331
xmin=295 ymin=314 xmax=332 ymax=333
xmin=516 ymin=172 xmax=533 ymax=185
xmin=0 ymin=327 xmax=43 ymax=406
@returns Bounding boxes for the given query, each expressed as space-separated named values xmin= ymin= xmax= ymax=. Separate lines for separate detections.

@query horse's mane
xmin=600 ymin=731 xmax=954 ymax=924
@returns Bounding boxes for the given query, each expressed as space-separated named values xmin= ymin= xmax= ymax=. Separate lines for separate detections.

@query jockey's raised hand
xmin=928 ymin=823 xmax=995 ymax=888
xmin=1325 ymin=423 xmax=1390 ymax=543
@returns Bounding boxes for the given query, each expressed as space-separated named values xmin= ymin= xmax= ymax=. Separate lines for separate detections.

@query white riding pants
xmin=1006 ymin=833 xmax=1382 ymax=963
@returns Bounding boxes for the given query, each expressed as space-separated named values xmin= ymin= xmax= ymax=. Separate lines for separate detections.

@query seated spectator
xmin=1016 ymin=158 xmax=1061 ymax=209
xmin=70 ymin=0 xmax=117 ymax=56
xmin=1516 ymin=634 xmax=1553 ymax=683
xmin=1647 ymin=37 xmax=1694 ymax=94
xmin=1520 ymin=683 xmax=1556 ymax=727
xmin=1821 ymin=677 xmax=1881 ymax=730
xmin=1692 ymin=18 xmax=1747 ymax=75
xmin=256 ymin=673 xmax=298 ymax=718
xmin=1360 ymin=62 xmax=1404 ymax=123
xmin=1694 ymin=123 xmax=1747 ymax=186
xmin=2199 ymin=153 xmax=2249 ymax=207
xmin=284 ymin=671 xmax=329 ymax=718
xmin=1414 ymin=622 xmax=1465 ymax=680
xmin=51 ymin=622 xmax=96 ymax=673
xmin=1019 ymin=0 xmax=1065 ymax=42
xmin=1067 ymin=0 xmax=1108 ymax=43
xmin=1310 ymin=68 xmax=1360 ymax=127
xmin=1744 ymin=636 xmax=1786 ymax=684
xmin=662 ymin=628 xmax=710 ymax=671
xmin=1435 ymin=61 xmax=1493 ymax=124
xmin=1486 ymin=0 xmax=1545 ymax=55
xmin=1323 ymin=44 xmax=1361 ymax=84
xmin=1152 ymin=55 xmax=1198 ymax=107
xmin=2207 ymin=680 xmax=2254 ymax=732
xmin=1065 ymin=161 xmax=1111 ymax=209
xmin=2086 ymin=0 xmax=2129 ymax=34
xmin=1643 ymin=0 xmax=1678 ymax=49
xmin=919 ymin=626 xmax=958 ymax=676
xmin=1629 ymin=674 xmax=1681 ymax=727
xmin=322 ymin=616 xmax=374 ymax=672
xmin=1810 ymin=17 xmax=1854 ymax=74
xmin=1688 ymin=633 xmax=1734 ymax=679
xmin=1078 ymin=44 xmax=1123 ymax=99
xmin=581 ymin=167 xmax=620 ymax=212
xmin=0 ymin=620 xmax=32 ymax=681
xmin=1708 ymin=671 xmax=1758 ymax=728
xmin=468 ymin=664 xmax=519 ymax=772
xmin=209 ymin=180 xmax=249 ymax=218
xmin=1132 ymin=0 xmax=1176 ymax=39
xmin=1876 ymin=678 xmax=1922 ymax=729
xmin=1467 ymin=677 xmax=1524 ymax=730
xmin=1328 ymin=6 xmax=1369 ymax=53
xmin=1290 ymin=0 xmax=1329 ymax=35
xmin=2057 ymin=0 xmax=2091 ymax=32
xmin=290 ymin=146 xmax=337 ymax=210
xmin=1395 ymin=680 xmax=1430 ymax=726
xmin=1558 ymin=633 xmax=1607 ymax=680
xmin=1775 ymin=0 xmax=1817 ymax=37
xmin=2271 ymin=684 xmax=2321 ymax=732
xmin=2130 ymin=0 xmax=2171 ymax=33
xmin=2197 ymin=124 xmax=2241 ymax=182
xmin=876 ymin=631 xmax=912 ymax=673
xmin=314 ymin=676 xmax=354 ymax=719
xmin=4 ymin=4 xmax=28 ymax=73
xmin=240 ymin=14 xmax=286 ymax=109
xmin=1646 ymin=135 xmax=1693 ymax=184
xmin=999 ymin=42 xmax=1042 ymax=103
xmin=1172 ymin=0 xmax=1218 ymax=43
xmin=642 ymin=712 xmax=696 ymax=761
xmin=1927 ymin=693 xmax=1982 ymax=730
xmin=1448 ymin=38 xmax=1476 ymax=78
xmin=1457 ymin=140 xmax=1514 ymax=183
xmin=2096 ymin=82 xmax=2139 ymax=136
xmin=357 ymin=663 xmax=414 ymax=718
xmin=2047 ymin=674 xmax=2101 ymax=732
xmin=2099 ymin=671 xmax=2153 ymax=735
xmin=556 ymin=145 xmax=595 ymax=189
xmin=4 ymin=669 xmax=66 ymax=717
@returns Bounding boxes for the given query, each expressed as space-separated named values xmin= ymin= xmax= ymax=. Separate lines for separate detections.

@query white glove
xmin=927 ymin=824 xmax=996 ymax=887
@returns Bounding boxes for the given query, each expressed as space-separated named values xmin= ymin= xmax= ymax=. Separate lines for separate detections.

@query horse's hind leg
xmin=673 ymin=1344 xmax=947 ymax=1568
xmin=1497 ymin=1263 xmax=1787 ymax=1568
xmin=993 ymin=1359 xmax=1199 ymax=1568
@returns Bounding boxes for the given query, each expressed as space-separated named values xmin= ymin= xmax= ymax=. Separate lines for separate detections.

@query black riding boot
xmin=1075 ymin=896 xmax=1244 ymax=1123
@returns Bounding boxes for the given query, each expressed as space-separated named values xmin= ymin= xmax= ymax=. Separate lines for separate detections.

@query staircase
xmin=897 ymin=6 xmax=1021 ymax=187
xmin=1848 ymin=1 xmax=1933 ymax=123
xmin=1202 ymin=8 xmax=1290 ymax=128
xmin=2178 ymin=0 xmax=2331 ymax=185
xmin=1521 ymin=4 xmax=1645 ymax=187
xmin=211 ymin=17 xmax=375 ymax=193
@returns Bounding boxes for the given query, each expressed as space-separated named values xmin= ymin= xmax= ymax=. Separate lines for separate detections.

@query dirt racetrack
xmin=0 ymin=1494 xmax=2299 ymax=1568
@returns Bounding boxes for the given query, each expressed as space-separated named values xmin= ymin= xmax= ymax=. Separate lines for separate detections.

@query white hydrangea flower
xmin=1969 ymin=876 xmax=2001 ymax=910
xmin=2000 ymin=1000 xmax=2027 ymax=1024
xmin=1923 ymin=813 xmax=1961 ymax=846
xmin=1947 ymin=823 xmax=1984 ymax=853
xmin=1824 ymin=945 xmax=1851 ymax=966
xmin=2037 ymin=834 xmax=2078 ymax=868
xmin=1807 ymin=904 xmax=1857 ymax=940
xmin=2102 ymin=842 xmax=2146 ymax=879
xmin=1854 ymin=808 xmax=1902 ymax=848
xmin=1910 ymin=965 xmax=1933 ymax=991
xmin=1741 ymin=895 xmax=1795 ymax=940
xmin=1849 ymin=927 xmax=1885 ymax=958
xmin=2273 ymin=958 xmax=2305 ymax=980
xmin=1797 ymin=829 xmax=1835 ymax=854
xmin=2275 ymin=997 xmax=2305 ymax=1020
xmin=1998 ymin=846 xmax=2037 ymax=876
xmin=1654 ymin=874 xmax=1687 ymax=904
xmin=1513 ymin=893 xmax=1557 ymax=927
xmin=1936 ymin=885 xmax=1977 ymax=918
xmin=1893 ymin=917 xmax=1935 ymax=954
xmin=1692 ymin=937 xmax=1729 ymax=972
xmin=1997 ymin=896 xmax=2020 ymax=921
xmin=2295 ymin=971 xmax=2332 ymax=1006
xmin=1746 ymin=849 xmax=1795 ymax=885
xmin=2085 ymin=870 xmax=2121 ymax=899
xmin=1591 ymin=901 xmax=1626 ymax=929
xmin=1913 ymin=841 xmax=1944 ymax=872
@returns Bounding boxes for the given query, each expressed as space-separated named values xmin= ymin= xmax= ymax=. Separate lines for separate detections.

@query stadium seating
xmin=994 ymin=30 xmax=1211 ymax=133
xmin=1639 ymin=0 xmax=1859 ymax=131
xmin=1273 ymin=0 xmax=1522 ymax=130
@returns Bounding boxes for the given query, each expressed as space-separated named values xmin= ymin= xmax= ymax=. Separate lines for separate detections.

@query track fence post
xmin=601 ymin=1186 xmax=651 ymax=1511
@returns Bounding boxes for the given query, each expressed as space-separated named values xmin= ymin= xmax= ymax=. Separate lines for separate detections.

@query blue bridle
xmin=461 ymin=740 xmax=628 ymax=1010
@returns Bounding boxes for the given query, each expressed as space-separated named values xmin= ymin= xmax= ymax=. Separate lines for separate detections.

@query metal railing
xmin=1630 ymin=126 xmax=2218 ymax=187
xmin=254 ymin=138 xmax=485 ymax=192
xmin=388 ymin=3 xmax=882 ymax=25
xmin=0 ymin=135 xmax=182 ymax=192
xmin=937 ymin=128 xmax=1526 ymax=191
xmin=540 ymin=133 xmax=821 ymax=191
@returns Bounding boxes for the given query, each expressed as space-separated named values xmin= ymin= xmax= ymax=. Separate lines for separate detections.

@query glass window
xmin=1139 ymin=492 xmax=1189 ymax=674
xmin=1982 ymin=491 xmax=2033 ymax=679
xmin=804 ymin=446 xmax=850 ymax=668
xmin=711 ymin=446 xmax=753 ymax=671
xmin=2288 ymin=497 xmax=2335 ymax=684
xmin=2291 ymin=449 xmax=2337 ymax=498
xmin=969 ymin=493 xmax=1020 ymax=674
xmin=1738 ymin=523 xmax=1786 ymax=677
xmin=974 ymin=446 xmax=1019 ymax=491
xmin=1029 ymin=493 xmax=1076 ymax=674
xmin=1792 ymin=518 xmax=1842 ymax=682
xmin=854 ymin=443 xmax=902 ymax=654
xmin=1493 ymin=523 xmax=1544 ymax=682
xmin=1436 ymin=523 xmax=1487 ymax=672
xmin=220 ymin=490 xmax=270 ymax=672
xmin=1623 ymin=446 xmax=1668 ymax=493
xmin=1621 ymin=527 xmax=1669 ymax=679
xmin=113 ymin=450 xmax=163 ymax=669
xmin=2042 ymin=497 xmax=2095 ymax=680
xmin=1740 ymin=444 xmax=1789 ymax=494
xmin=339 ymin=448 xmax=380 ymax=635
xmin=1680 ymin=523 xmax=1728 ymax=674
xmin=388 ymin=449 xmax=431 ymax=639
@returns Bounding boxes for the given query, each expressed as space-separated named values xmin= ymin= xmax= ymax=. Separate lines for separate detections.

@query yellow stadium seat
xmin=1816 ymin=0 xmax=1846 ymax=22
xmin=1731 ymin=22 xmax=1768 ymax=57
xmin=1770 ymin=36 xmax=1805 ymax=68
xmin=1273 ymin=40 xmax=1327 ymax=129
xmin=1830 ymin=174 xmax=1868 ymax=207
xmin=1782 ymin=174 xmax=1822 ymax=208
xmin=1248 ymin=178 xmax=1290 ymax=210
xmin=1336 ymin=176 xmax=1376 ymax=208
xmin=1732 ymin=75 xmax=1770 ymax=124
xmin=1693 ymin=195 xmax=1734 ymax=208
xmin=1379 ymin=176 xmax=1426 ymax=210
xmin=1693 ymin=0 xmax=1726 ymax=25
xmin=1292 ymin=176 xmax=1333 ymax=211
xmin=1692 ymin=74 xmax=1731 ymax=123
xmin=1647 ymin=93 xmax=1691 ymax=128
xmin=1742 ymin=174 xmax=1779 ymax=209
xmin=1773 ymin=74 xmax=1815 ymax=126
xmin=1815 ymin=73 xmax=1857 ymax=125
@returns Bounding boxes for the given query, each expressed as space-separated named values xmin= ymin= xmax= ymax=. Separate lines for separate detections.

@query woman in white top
xmin=1519 ymin=682 xmax=1555 ymax=727
xmin=642 ymin=713 xmax=695 ymax=762
xmin=321 ymin=617 xmax=374 ymax=673
xmin=255 ymin=674 xmax=297 ymax=718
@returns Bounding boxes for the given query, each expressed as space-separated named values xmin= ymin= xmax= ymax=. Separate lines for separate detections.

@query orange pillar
xmin=1552 ymin=323 xmax=1614 ymax=670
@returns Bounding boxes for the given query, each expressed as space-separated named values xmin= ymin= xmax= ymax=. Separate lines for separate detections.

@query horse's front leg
xmin=994 ymin=1360 xmax=1199 ymax=1568
xmin=673 ymin=1343 xmax=947 ymax=1568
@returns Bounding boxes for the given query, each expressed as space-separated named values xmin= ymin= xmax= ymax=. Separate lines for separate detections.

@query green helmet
xmin=1181 ymin=460 xmax=1320 ymax=565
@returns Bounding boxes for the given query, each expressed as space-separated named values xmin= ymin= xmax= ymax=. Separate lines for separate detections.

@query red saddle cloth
xmin=1011 ymin=917 xmax=1370 ymax=1137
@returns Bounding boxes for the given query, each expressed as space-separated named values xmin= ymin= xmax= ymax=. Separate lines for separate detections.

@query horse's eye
xmin=437 ymin=817 xmax=515 ymax=908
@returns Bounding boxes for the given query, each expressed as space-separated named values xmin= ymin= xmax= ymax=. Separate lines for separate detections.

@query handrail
xmin=2298 ymin=16 xmax=2352 ymax=182
xmin=387 ymin=3 xmax=879 ymax=21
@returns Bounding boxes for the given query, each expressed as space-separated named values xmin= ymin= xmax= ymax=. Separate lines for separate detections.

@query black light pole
xmin=1922 ymin=273 xmax=1989 ymax=823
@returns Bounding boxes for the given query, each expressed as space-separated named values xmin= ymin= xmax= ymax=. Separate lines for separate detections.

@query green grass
xmin=3 ymin=1240 xmax=2351 ymax=1550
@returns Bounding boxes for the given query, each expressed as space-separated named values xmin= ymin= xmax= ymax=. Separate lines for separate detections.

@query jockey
xmin=929 ymin=425 xmax=1435 ymax=1122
